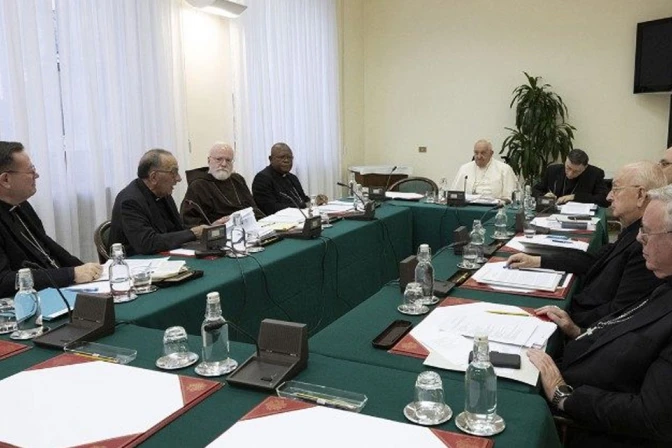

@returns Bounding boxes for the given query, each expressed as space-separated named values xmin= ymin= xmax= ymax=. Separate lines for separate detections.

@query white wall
xmin=181 ymin=7 xmax=235 ymax=169
xmin=342 ymin=0 xmax=672 ymax=182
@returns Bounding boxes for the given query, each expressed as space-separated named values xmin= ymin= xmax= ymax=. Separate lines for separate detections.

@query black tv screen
xmin=634 ymin=17 xmax=672 ymax=93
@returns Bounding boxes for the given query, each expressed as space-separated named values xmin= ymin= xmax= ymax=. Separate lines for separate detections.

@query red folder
xmin=0 ymin=340 xmax=30 ymax=361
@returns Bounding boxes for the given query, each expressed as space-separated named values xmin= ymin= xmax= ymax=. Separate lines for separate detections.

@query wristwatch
xmin=552 ymin=384 xmax=574 ymax=409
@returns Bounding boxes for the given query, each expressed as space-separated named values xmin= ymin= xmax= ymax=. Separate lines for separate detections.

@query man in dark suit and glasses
xmin=0 ymin=141 xmax=101 ymax=296
xmin=532 ymin=148 xmax=609 ymax=207
xmin=528 ymin=184 xmax=672 ymax=447
xmin=110 ymin=149 xmax=205 ymax=256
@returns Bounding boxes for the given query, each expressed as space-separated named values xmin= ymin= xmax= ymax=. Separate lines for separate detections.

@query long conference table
xmin=0 ymin=200 xmax=609 ymax=447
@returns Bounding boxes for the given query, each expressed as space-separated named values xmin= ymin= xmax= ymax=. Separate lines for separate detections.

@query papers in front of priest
xmin=472 ymin=261 xmax=567 ymax=292
xmin=466 ymin=194 xmax=500 ymax=205
xmin=207 ymin=404 xmax=449 ymax=448
xmin=411 ymin=302 xmax=557 ymax=386
xmin=504 ymin=234 xmax=589 ymax=253
xmin=558 ymin=201 xmax=597 ymax=215
xmin=531 ymin=214 xmax=598 ymax=232
xmin=0 ymin=360 xmax=186 ymax=448
xmin=93 ymin=257 xmax=184 ymax=282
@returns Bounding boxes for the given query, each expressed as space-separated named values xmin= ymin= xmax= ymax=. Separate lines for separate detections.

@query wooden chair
xmin=93 ymin=220 xmax=112 ymax=264
xmin=387 ymin=177 xmax=438 ymax=195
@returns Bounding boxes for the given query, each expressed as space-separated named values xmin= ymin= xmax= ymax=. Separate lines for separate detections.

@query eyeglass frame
xmin=2 ymin=164 xmax=38 ymax=176
xmin=152 ymin=167 xmax=180 ymax=177
xmin=609 ymin=185 xmax=642 ymax=194
xmin=637 ymin=226 xmax=672 ymax=244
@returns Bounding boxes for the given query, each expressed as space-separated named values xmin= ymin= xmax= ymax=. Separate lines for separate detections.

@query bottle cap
xmin=206 ymin=292 xmax=221 ymax=304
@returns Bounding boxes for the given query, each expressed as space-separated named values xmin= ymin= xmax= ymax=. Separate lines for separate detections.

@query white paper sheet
xmin=384 ymin=191 xmax=424 ymax=200
xmin=505 ymin=234 xmax=589 ymax=252
xmin=531 ymin=216 xmax=597 ymax=232
xmin=98 ymin=257 xmax=170 ymax=281
xmin=559 ymin=202 xmax=597 ymax=215
xmin=207 ymin=405 xmax=446 ymax=448
xmin=0 ymin=361 xmax=184 ymax=448
xmin=473 ymin=261 xmax=562 ymax=292
xmin=168 ymin=248 xmax=197 ymax=257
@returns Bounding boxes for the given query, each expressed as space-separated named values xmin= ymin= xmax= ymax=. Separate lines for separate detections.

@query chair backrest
xmin=94 ymin=220 xmax=112 ymax=264
xmin=388 ymin=177 xmax=438 ymax=195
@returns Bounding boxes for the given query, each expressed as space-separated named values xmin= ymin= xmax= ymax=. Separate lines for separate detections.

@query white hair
xmin=647 ymin=185 xmax=672 ymax=230
xmin=621 ymin=161 xmax=666 ymax=191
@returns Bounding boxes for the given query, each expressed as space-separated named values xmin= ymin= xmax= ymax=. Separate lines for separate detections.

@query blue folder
xmin=38 ymin=288 xmax=78 ymax=321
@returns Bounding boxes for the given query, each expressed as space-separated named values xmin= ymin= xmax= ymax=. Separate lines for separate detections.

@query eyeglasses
xmin=3 ymin=164 xmax=37 ymax=176
xmin=610 ymin=185 xmax=642 ymax=194
xmin=637 ymin=226 xmax=672 ymax=244
xmin=659 ymin=159 xmax=672 ymax=168
xmin=153 ymin=168 xmax=180 ymax=177
xmin=273 ymin=155 xmax=294 ymax=161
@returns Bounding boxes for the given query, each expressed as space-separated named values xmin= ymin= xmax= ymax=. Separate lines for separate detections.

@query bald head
xmin=208 ymin=142 xmax=234 ymax=181
xmin=659 ymin=147 xmax=672 ymax=184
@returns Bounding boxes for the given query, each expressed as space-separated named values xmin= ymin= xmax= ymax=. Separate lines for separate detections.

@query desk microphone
xmin=22 ymin=260 xmax=72 ymax=323
xmin=185 ymin=199 xmax=212 ymax=225
xmin=383 ymin=166 xmax=398 ymax=191
xmin=278 ymin=192 xmax=310 ymax=220
xmin=463 ymin=175 xmax=468 ymax=195
xmin=478 ymin=203 xmax=502 ymax=223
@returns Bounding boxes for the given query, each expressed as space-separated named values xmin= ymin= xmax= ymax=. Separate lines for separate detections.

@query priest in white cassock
xmin=450 ymin=139 xmax=517 ymax=201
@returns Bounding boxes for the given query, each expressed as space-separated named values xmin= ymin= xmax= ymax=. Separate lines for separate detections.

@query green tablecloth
xmin=309 ymin=219 xmax=608 ymax=394
xmin=112 ymin=203 xmax=413 ymax=339
xmin=0 ymin=325 xmax=560 ymax=448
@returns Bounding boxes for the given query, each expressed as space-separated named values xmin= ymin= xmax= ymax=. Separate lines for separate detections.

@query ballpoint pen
xmin=486 ymin=310 xmax=530 ymax=317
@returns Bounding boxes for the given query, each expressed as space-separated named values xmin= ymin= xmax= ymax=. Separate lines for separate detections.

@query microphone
xmin=278 ymin=192 xmax=309 ymax=220
xmin=478 ymin=204 xmax=502 ymax=223
xmin=185 ymin=199 xmax=212 ymax=225
xmin=463 ymin=175 xmax=469 ymax=195
xmin=22 ymin=260 xmax=72 ymax=323
xmin=383 ymin=165 xmax=398 ymax=191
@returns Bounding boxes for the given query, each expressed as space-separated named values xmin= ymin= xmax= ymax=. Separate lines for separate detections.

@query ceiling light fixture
xmin=185 ymin=0 xmax=247 ymax=18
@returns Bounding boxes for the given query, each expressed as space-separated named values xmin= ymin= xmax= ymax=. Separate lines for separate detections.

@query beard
xmin=211 ymin=168 xmax=232 ymax=181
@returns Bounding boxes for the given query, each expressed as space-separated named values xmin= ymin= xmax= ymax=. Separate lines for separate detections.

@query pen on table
xmin=293 ymin=392 xmax=358 ymax=411
xmin=71 ymin=352 xmax=119 ymax=363
xmin=486 ymin=310 xmax=530 ymax=317
xmin=67 ymin=287 xmax=99 ymax=293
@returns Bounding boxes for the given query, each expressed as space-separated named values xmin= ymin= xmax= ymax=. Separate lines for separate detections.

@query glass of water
xmin=132 ymin=266 xmax=153 ymax=294
xmin=524 ymin=219 xmax=536 ymax=238
xmin=0 ymin=298 xmax=17 ymax=334
xmin=425 ymin=190 xmax=436 ymax=204
xmin=398 ymin=282 xmax=427 ymax=315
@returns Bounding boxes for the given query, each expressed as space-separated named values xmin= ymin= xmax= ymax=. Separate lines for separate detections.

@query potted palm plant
xmin=500 ymin=72 xmax=576 ymax=184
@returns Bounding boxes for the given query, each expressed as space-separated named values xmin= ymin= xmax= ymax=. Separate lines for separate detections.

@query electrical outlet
xmin=418 ymin=146 xmax=427 ymax=153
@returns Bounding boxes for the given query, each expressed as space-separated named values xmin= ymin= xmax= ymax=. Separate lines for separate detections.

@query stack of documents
xmin=466 ymin=194 xmax=500 ymax=205
xmin=558 ymin=201 xmax=597 ymax=215
xmin=531 ymin=214 xmax=599 ymax=232
xmin=505 ymin=234 xmax=589 ymax=253
xmin=317 ymin=201 xmax=355 ymax=213
xmin=410 ymin=302 xmax=557 ymax=385
xmin=384 ymin=191 xmax=424 ymax=200
xmin=472 ymin=261 xmax=566 ymax=292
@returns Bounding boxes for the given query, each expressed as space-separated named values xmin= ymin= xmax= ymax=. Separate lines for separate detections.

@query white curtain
xmin=231 ymin=0 xmax=341 ymax=199
xmin=0 ymin=0 xmax=189 ymax=263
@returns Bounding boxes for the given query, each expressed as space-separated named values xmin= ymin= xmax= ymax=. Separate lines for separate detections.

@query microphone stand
xmin=277 ymin=192 xmax=322 ymax=239
xmin=336 ymin=182 xmax=376 ymax=221
xmin=185 ymin=199 xmax=213 ymax=225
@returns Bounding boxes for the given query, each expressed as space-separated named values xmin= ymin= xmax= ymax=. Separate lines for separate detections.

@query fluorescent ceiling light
xmin=185 ymin=0 xmax=247 ymax=18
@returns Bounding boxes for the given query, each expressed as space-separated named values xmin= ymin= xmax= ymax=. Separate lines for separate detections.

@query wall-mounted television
xmin=634 ymin=16 xmax=672 ymax=94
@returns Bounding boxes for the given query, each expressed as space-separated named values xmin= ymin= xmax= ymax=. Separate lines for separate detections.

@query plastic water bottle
xmin=414 ymin=244 xmax=436 ymax=305
xmin=10 ymin=268 xmax=43 ymax=340
xmin=195 ymin=292 xmax=238 ymax=377
xmin=524 ymin=185 xmax=536 ymax=219
xmin=230 ymin=213 xmax=247 ymax=254
xmin=109 ymin=243 xmax=133 ymax=303
xmin=464 ymin=334 xmax=498 ymax=432
xmin=353 ymin=183 xmax=363 ymax=211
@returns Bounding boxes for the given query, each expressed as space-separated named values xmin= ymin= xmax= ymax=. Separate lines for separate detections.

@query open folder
xmin=0 ymin=353 xmax=221 ymax=448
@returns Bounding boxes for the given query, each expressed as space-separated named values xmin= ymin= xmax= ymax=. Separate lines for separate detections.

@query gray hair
xmin=647 ymin=185 xmax=672 ymax=230
xmin=621 ymin=161 xmax=667 ymax=191
xmin=137 ymin=148 xmax=173 ymax=179
xmin=474 ymin=139 xmax=493 ymax=152
xmin=209 ymin=142 xmax=234 ymax=158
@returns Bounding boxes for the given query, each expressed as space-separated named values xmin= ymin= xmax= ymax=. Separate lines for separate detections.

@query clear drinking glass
xmin=398 ymin=282 xmax=427 ymax=315
xmin=425 ymin=190 xmax=436 ymax=204
xmin=131 ymin=266 xmax=153 ymax=293
xmin=524 ymin=219 xmax=536 ymax=238
xmin=156 ymin=326 xmax=198 ymax=370
xmin=320 ymin=212 xmax=332 ymax=229
xmin=462 ymin=243 xmax=478 ymax=269
xmin=413 ymin=371 xmax=447 ymax=423
xmin=0 ymin=298 xmax=17 ymax=334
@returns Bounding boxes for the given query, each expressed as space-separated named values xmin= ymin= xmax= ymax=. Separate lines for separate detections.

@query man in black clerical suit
xmin=532 ymin=148 xmax=609 ymax=207
xmin=0 ymin=141 xmax=101 ymax=297
xmin=109 ymin=149 xmax=205 ymax=256
xmin=252 ymin=142 xmax=319 ymax=216
xmin=528 ymin=184 xmax=672 ymax=447
xmin=508 ymin=161 xmax=666 ymax=327
xmin=180 ymin=142 xmax=263 ymax=226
